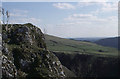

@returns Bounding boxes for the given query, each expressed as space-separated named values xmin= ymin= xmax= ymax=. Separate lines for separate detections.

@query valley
xmin=45 ymin=34 xmax=119 ymax=77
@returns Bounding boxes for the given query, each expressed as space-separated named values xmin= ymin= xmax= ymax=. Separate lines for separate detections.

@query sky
xmin=2 ymin=0 xmax=119 ymax=2
xmin=2 ymin=2 xmax=119 ymax=38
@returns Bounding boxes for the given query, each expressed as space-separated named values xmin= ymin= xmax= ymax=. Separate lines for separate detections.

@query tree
xmin=0 ymin=7 xmax=2 ymax=34
xmin=2 ymin=8 xmax=5 ymax=24
xmin=43 ymin=28 xmax=47 ymax=35
xmin=0 ymin=7 xmax=2 ymax=24
xmin=43 ymin=28 xmax=47 ymax=42
xmin=6 ymin=10 xmax=10 ymax=31
xmin=1 ymin=8 xmax=10 ymax=31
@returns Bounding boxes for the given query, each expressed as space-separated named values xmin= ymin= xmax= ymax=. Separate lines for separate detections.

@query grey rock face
xmin=2 ymin=55 xmax=17 ymax=78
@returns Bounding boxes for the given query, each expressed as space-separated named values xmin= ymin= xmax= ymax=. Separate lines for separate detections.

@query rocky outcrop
xmin=2 ymin=23 xmax=70 ymax=78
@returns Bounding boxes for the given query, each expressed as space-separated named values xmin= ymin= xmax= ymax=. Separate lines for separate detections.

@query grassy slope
xmin=45 ymin=34 xmax=118 ymax=57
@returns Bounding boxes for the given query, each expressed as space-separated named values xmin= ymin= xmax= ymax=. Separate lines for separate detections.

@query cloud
xmin=53 ymin=2 xmax=118 ymax=14
xmin=79 ymin=0 xmax=109 ymax=2
xmin=52 ymin=2 xmax=118 ymax=37
xmin=64 ymin=14 xmax=108 ymax=23
xmin=54 ymin=13 xmax=118 ymax=37
xmin=90 ymin=2 xmax=118 ymax=15
xmin=77 ymin=2 xmax=98 ymax=7
xmin=12 ymin=9 xmax=28 ymax=13
xmin=10 ymin=13 xmax=27 ymax=17
xmin=10 ymin=9 xmax=28 ymax=17
xmin=77 ymin=2 xmax=118 ymax=14
xmin=101 ymin=2 xmax=118 ymax=12
xmin=53 ymin=3 xmax=75 ymax=9
xmin=10 ymin=17 xmax=41 ymax=25
xmin=9 ymin=9 xmax=41 ymax=26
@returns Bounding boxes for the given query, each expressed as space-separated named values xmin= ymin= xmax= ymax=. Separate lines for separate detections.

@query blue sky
xmin=2 ymin=2 xmax=118 ymax=38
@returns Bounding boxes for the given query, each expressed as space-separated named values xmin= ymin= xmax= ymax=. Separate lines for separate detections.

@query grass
xmin=45 ymin=34 xmax=118 ymax=57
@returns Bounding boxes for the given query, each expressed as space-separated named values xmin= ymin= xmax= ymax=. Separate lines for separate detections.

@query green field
xmin=45 ymin=34 xmax=118 ymax=57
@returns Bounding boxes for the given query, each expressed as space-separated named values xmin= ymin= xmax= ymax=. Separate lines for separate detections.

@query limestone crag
xmin=2 ymin=23 xmax=66 ymax=78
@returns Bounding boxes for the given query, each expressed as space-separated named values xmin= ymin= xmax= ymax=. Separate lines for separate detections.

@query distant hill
xmin=68 ymin=37 xmax=106 ymax=42
xmin=95 ymin=37 xmax=119 ymax=50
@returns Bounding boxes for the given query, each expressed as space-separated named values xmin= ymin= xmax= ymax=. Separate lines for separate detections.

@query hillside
xmin=95 ymin=37 xmax=119 ymax=50
xmin=2 ymin=23 xmax=75 ymax=78
xmin=68 ymin=37 xmax=105 ymax=42
xmin=45 ymin=34 xmax=118 ymax=57
xmin=45 ymin=34 xmax=119 ymax=77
